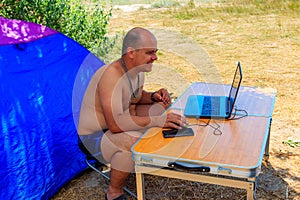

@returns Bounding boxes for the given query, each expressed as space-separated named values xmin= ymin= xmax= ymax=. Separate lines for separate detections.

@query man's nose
xmin=152 ymin=52 xmax=158 ymax=60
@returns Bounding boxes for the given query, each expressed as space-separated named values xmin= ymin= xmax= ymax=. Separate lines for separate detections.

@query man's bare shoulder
xmin=94 ymin=60 xmax=126 ymax=93
xmin=103 ymin=60 xmax=122 ymax=76
xmin=99 ymin=60 xmax=124 ymax=83
xmin=91 ymin=61 xmax=120 ymax=80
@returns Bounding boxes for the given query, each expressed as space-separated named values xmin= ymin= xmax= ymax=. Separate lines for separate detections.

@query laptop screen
xmin=228 ymin=62 xmax=242 ymax=112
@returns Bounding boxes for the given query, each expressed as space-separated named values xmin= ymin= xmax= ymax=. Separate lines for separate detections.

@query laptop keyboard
xmin=202 ymin=96 xmax=221 ymax=115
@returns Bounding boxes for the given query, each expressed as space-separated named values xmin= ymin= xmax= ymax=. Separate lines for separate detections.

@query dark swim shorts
xmin=78 ymin=129 xmax=108 ymax=160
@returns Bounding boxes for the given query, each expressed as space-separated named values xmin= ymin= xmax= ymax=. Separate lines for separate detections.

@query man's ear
xmin=127 ymin=47 xmax=136 ymax=59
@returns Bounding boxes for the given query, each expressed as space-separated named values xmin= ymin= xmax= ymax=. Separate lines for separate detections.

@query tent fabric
xmin=0 ymin=17 xmax=105 ymax=199
xmin=0 ymin=17 xmax=57 ymax=45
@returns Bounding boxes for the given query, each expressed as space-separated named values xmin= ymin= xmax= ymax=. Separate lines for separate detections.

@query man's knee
xmin=111 ymin=150 xmax=134 ymax=172
xmin=100 ymin=130 xmax=141 ymax=162
xmin=124 ymin=131 xmax=142 ymax=148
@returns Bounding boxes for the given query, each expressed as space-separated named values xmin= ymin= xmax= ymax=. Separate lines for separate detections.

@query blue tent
xmin=0 ymin=17 xmax=105 ymax=199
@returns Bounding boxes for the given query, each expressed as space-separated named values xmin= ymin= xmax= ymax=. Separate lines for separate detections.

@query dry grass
xmin=52 ymin=1 xmax=300 ymax=199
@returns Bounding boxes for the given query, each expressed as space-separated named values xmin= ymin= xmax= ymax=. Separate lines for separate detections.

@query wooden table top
xmin=133 ymin=109 xmax=271 ymax=168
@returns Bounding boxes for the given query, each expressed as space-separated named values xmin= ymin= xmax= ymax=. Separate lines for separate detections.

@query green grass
xmin=110 ymin=0 xmax=300 ymax=14
xmin=109 ymin=0 xmax=220 ymax=7
xmin=109 ymin=0 xmax=154 ymax=5
xmin=151 ymin=0 xmax=181 ymax=8
xmin=164 ymin=0 xmax=300 ymax=20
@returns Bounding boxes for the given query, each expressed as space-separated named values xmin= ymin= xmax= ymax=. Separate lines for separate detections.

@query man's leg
xmin=107 ymin=166 xmax=130 ymax=199
xmin=101 ymin=130 xmax=141 ymax=200
xmin=101 ymin=103 xmax=166 ymax=199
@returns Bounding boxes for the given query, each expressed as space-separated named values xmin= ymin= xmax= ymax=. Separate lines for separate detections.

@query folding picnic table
xmin=132 ymin=82 xmax=276 ymax=200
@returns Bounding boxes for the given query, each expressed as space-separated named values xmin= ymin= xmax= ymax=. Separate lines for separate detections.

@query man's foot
xmin=105 ymin=193 xmax=128 ymax=200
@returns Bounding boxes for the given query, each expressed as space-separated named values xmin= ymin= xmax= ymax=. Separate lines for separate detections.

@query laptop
xmin=184 ymin=62 xmax=242 ymax=119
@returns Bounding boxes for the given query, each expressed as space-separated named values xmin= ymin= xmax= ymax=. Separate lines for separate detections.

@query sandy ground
xmin=52 ymin=3 xmax=299 ymax=200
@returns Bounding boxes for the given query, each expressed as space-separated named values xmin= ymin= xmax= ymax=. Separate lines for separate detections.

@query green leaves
xmin=283 ymin=140 xmax=300 ymax=148
xmin=0 ymin=0 xmax=70 ymax=30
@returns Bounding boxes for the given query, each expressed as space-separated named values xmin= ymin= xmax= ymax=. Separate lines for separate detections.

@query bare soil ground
xmin=52 ymin=2 xmax=300 ymax=200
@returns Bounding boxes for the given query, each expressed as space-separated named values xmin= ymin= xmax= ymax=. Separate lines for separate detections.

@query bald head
xmin=122 ymin=27 xmax=157 ymax=55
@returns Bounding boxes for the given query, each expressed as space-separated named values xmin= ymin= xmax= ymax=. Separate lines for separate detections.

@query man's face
xmin=132 ymin=35 xmax=158 ymax=72
xmin=134 ymin=47 xmax=158 ymax=72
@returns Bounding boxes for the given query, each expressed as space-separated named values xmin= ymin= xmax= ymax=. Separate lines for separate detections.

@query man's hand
xmin=152 ymin=88 xmax=172 ymax=106
xmin=163 ymin=112 xmax=188 ymax=129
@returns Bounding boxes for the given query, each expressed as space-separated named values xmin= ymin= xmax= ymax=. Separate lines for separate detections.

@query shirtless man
xmin=78 ymin=27 xmax=187 ymax=200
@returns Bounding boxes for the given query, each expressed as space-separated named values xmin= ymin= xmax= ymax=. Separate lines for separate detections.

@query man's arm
xmin=138 ymin=89 xmax=172 ymax=106
xmin=138 ymin=90 xmax=155 ymax=104
xmin=98 ymin=66 xmax=166 ymax=133
xmin=98 ymin=65 xmax=186 ymax=133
